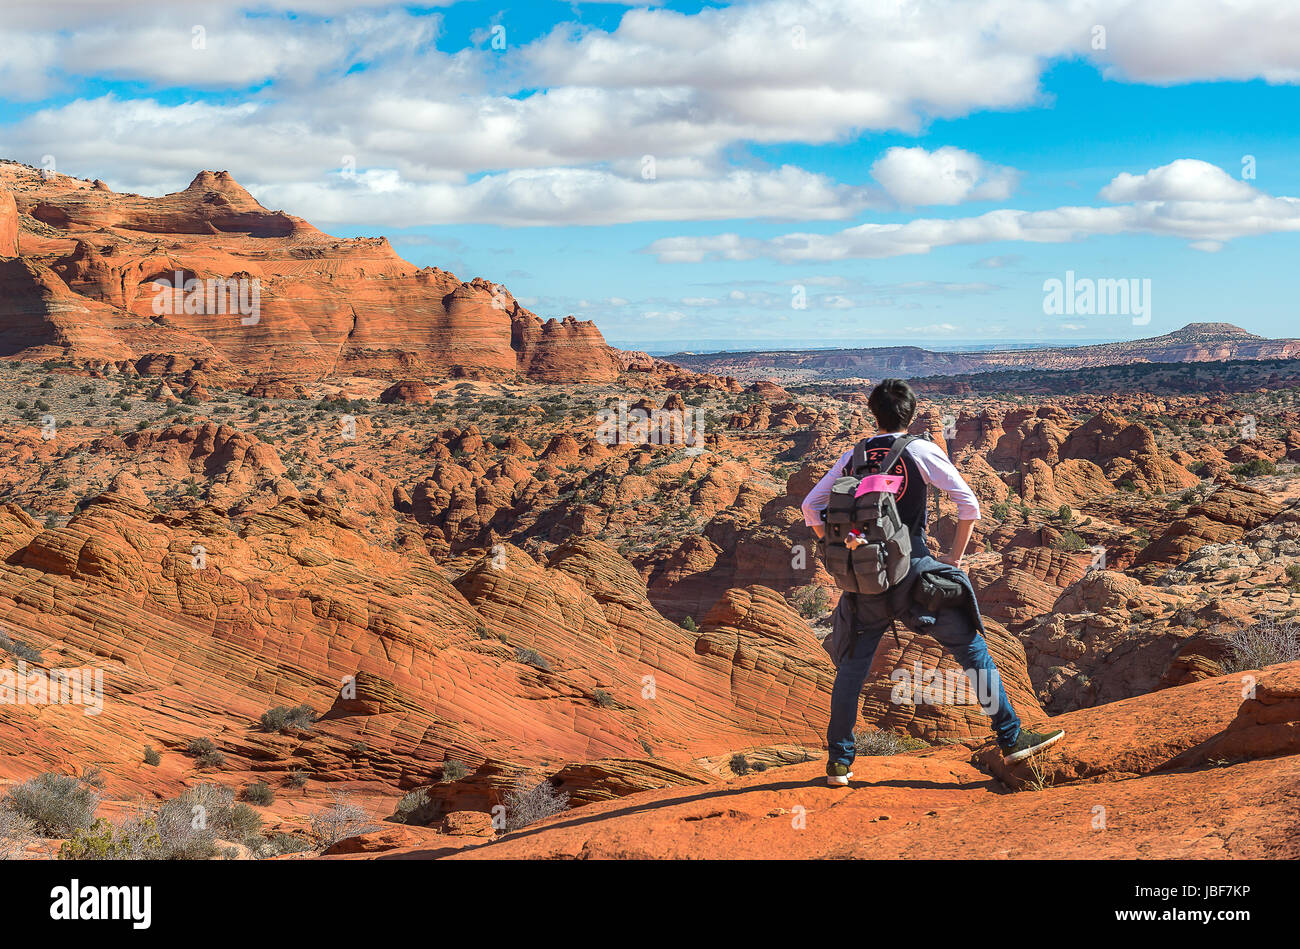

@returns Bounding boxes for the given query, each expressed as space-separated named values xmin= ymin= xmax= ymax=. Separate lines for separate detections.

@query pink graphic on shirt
xmin=855 ymin=474 xmax=902 ymax=496
xmin=859 ymin=446 xmax=910 ymax=497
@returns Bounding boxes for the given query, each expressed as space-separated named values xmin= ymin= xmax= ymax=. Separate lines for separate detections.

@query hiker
xmin=801 ymin=378 xmax=1063 ymax=786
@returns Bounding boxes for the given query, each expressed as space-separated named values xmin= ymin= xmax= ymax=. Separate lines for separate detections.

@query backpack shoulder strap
xmin=876 ymin=433 xmax=918 ymax=475
xmin=844 ymin=437 xmax=871 ymax=476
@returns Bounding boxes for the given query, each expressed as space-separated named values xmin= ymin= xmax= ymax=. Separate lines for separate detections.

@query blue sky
xmin=2 ymin=0 xmax=1299 ymax=352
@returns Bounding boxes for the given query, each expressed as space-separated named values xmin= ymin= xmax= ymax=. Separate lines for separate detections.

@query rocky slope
xmin=339 ymin=662 xmax=1300 ymax=859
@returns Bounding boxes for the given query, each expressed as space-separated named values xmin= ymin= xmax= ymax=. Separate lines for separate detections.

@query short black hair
xmin=868 ymin=378 xmax=917 ymax=432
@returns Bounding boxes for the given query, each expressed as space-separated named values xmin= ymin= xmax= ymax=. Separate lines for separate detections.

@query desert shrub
xmin=0 ymin=808 xmax=36 ymax=860
xmin=502 ymin=779 xmax=569 ymax=833
xmin=151 ymin=783 xmax=262 ymax=859
xmin=392 ymin=789 xmax=430 ymax=825
xmin=441 ymin=759 xmax=469 ymax=782
xmin=1222 ymin=615 xmax=1300 ymax=673
xmin=259 ymin=704 xmax=316 ymax=733
xmin=308 ymin=792 xmax=379 ymax=850
xmin=242 ymin=781 xmax=275 ymax=806
xmin=225 ymin=803 xmax=263 ymax=843
xmin=1052 ymin=530 xmax=1087 ymax=553
xmin=592 ymin=689 xmax=616 ymax=708
xmin=514 ymin=647 xmax=552 ymax=672
xmin=58 ymin=809 xmax=163 ymax=861
xmin=256 ymin=833 xmax=313 ymax=858
xmin=284 ymin=769 xmax=310 ymax=789
xmin=680 ymin=616 xmax=698 ymax=632
xmin=728 ymin=753 xmax=750 ymax=776
xmin=1 ymin=772 xmax=100 ymax=838
xmin=185 ymin=737 xmax=226 ymax=769
xmin=143 ymin=746 xmax=161 ymax=766
xmin=1231 ymin=458 xmax=1278 ymax=478
xmin=1057 ymin=505 xmax=1073 ymax=524
xmin=789 ymin=584 xmax=831 ymax=620
xmin=855 ymin=730 xmax=929 ymax=757
xmin=0 ymin=630 xmax=41 ymax=662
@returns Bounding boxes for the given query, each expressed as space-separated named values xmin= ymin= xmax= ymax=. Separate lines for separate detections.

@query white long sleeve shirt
xmin=800 ymin=433 xmax=981 ymax=527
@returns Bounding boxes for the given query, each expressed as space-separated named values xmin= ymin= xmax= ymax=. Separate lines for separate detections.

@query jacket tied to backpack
xmin=818 ymin=434 xmax=918 ymax=595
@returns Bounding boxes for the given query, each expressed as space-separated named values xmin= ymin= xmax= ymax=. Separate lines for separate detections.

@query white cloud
xmin=1098 ymin=158 xmax=1256 ymax=202
xmin=253 ymin=163 xmax=874 ymax=227
xmin=4 ymin=1 xmax=1300 ymax=229
xmin=645 ymin=160 xmax=1300 ymax=263
xmin=870 ymin=146 xmax=1019 ymax=206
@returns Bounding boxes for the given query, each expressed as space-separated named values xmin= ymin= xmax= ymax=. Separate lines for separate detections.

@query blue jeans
xmin=826 ymin=552 xmax=1021 ymax=766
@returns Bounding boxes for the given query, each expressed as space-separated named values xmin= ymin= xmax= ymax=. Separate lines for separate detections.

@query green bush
xmin=1052 ymin=530 xmax=1088 ymax=553
xmin=1231 ymin=458 xmax=1277 ymax=478
xmin=58 ymin=813 xmax=163 ymax=860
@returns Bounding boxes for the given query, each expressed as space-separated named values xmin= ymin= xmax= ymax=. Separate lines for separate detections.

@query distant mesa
xmin=668 ymin=322 xmax=1300 ymax=383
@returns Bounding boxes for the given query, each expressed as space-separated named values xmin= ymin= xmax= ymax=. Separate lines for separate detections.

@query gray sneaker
xmin=1000 ymin=728 xmax=1065 ymax=765
xmin=826 ymin=762 xmax=853 ymax=787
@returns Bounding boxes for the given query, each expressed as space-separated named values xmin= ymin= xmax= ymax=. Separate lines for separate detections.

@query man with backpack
xmin=801 ymin=378 xmax=1063 ymax=786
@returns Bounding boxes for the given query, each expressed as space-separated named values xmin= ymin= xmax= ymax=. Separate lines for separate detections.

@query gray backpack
xmin=819 ymin=435 xmax=917 ymax=595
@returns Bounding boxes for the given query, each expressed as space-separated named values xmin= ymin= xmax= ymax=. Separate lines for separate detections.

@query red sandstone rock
xmin=0 ymin=162 xmax=625 ymax=384
xmin=0 ymin=185 xmax=17 ymax=257
xmin=379 ymin=381 xmax=434 ymax=404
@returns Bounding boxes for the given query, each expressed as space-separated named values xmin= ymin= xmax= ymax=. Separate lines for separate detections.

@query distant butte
xmin=0 ymin=159 xmax=627 ymax=384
